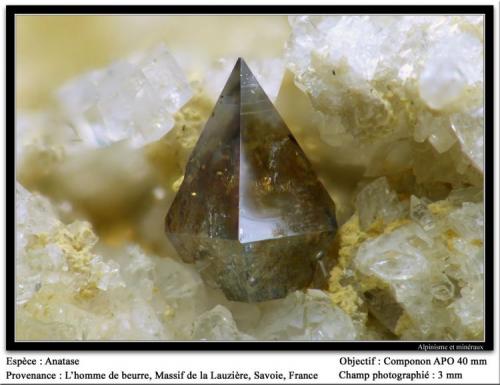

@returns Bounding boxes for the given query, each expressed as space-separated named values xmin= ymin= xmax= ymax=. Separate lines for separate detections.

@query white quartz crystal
xmin=286 ymin=16 xmax=484 ymax=185
xmin=57 ymin=44 xmax=192 ymax=149
xmin=355 ymin=177 xmax=407 ymax=230
xmin=16 ymin=185 xmax=190 ymax=340
xmin=349 ymin=178 xmax=484 ymax=339
xmin=255 ymin=290 xmax=357 ymax=340
xmin=191 ymin=305 xmax=254 ymax=341
xmin=16 ymin=183 xmax=60 ymax=305
xmin=418 ymin=31 xmax=481 ymax=110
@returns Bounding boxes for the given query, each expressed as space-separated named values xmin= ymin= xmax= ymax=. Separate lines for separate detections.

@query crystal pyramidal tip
xmin=165 ymin=58 xmax=337 ymax=302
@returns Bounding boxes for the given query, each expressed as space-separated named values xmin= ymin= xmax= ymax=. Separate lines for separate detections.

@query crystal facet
xmin=165 ymin=58 xmax=337 ymax=302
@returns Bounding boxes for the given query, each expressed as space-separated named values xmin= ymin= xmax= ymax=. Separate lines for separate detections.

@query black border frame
xmin=5 ymin=5 xmax=494 ymax=351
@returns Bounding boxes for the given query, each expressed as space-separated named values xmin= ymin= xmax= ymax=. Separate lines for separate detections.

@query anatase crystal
xmin=165 ymin=58 xmax=337 ymax=302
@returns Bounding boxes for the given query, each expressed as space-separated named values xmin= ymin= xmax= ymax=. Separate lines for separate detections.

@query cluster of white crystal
xmin=16 ymin=184 xmax=357 ymax=341
xmin=355 ymin=177 xmax=407 ymax=230
xmin=191 ymin=305 xmax=255 ymax=341
xmin=351 ymin=178 xmax=483 ymax=339
xmin=191 ymin=290 xmax=357 ymax=341
xmin=255 ymin=290 xmax=357 ymax=340
xmin=16 ymin=184 xmax=167 ymax=340
xmin=56 ymin=44 xmax=192 ymax=149
xmin=286 ymin=16 xmax=484 ymax=183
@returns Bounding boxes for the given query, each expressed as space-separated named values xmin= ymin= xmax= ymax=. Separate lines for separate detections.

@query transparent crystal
xmin=58 ymin=43 xmax=192 ymax=148
xmin=410 ymin=195 xmax=435 ymax=231
xmin=166 ymin=59 xmax=337 ymax=302
xmin=191 ymin=305 xmax=254 ymax=341
xmin=355 ymin=177 xmax=406 ymax=230
xmin=285 ymin=16 xmax=484 ymax=185
xmin=349 ymin=184 xmax=484 ymax=339
xmin=255 ymin=290 xmax=357 ymax=340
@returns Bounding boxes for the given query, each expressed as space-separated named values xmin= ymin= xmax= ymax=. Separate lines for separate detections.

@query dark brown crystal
xmin=165 ymin=58 xmax=337 ymax=302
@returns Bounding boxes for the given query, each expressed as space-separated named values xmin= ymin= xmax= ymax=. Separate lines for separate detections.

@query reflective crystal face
xmin=165 ymin=58 xmax=337 ymax=302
